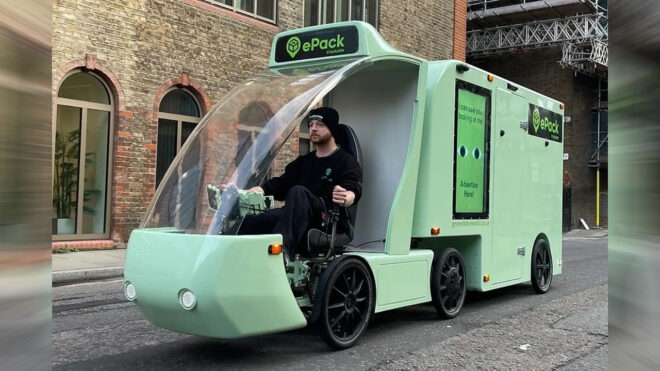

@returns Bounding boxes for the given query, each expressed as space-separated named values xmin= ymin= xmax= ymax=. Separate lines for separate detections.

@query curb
xmin=52 ymin=266 xmax=124 ymax=286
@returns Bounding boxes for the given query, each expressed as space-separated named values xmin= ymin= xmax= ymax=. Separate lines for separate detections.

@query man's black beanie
xmin=308 ymin=107 xmax=340 ymax=139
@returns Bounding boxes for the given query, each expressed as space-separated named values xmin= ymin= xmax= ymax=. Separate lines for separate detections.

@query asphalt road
xmin=52 ymin=237 xmax=607 ymax=370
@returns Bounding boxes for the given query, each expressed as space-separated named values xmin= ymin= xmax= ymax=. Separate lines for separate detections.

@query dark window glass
xmin=156 ymin=119 xmax=178 ymax=187
xmin=325 ymin=0 xmax=335 ymax=23
xmin=159 ymin=89 xmax=200 ymax=116
xmin=367 ymin=0 xmax=378 ymax=26
xmin=351 ymin=0 xmax=363 ymax=21
xmin=236 ymin=0 xmax=254 ymax=12
xmin=337 ymin=0 xmax=349 ymax=21
xmin=182 ymin=122 xmax=196 ymax=146
xmin=256 ymin=0 xmax=274 ymax=19
xmin=304 ymin=0 xmax=319 ymax=26
xmin=58 ymin=72 xmax=110 ymax=104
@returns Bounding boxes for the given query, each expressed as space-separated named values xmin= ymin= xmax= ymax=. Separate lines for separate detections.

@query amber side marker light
xmin=431 ymin=227 xmax=440 ymax=235
xmin=560 ymin=103 xmax=565 ymax=109
xmin=269 ymin=244 xmax=282 ymax=255
xmin=483 ymin=274 xmax=490 ymax=283
xmin=487 ymin=74 xmax=494 ymax=82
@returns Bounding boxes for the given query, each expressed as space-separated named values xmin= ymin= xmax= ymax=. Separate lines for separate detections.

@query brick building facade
xmin=470 ymin=49 xmax=607 ymax=229
xmin=52 ymin=0 xmax=464 ymax=247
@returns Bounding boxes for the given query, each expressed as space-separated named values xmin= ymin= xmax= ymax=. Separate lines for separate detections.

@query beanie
xmin=308 ymin=107 xmax=340 ymax=140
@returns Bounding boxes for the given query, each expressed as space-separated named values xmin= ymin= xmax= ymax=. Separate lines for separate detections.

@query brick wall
xmin=53 ymin=0 xmax=303 ymax=244
xmin=53 ymin=0 xmax=463 ymax=244
xmin=379 ymin=0 xmax=456 ymax=61
xmin=469 ymin=49 xmax=605 ymax=228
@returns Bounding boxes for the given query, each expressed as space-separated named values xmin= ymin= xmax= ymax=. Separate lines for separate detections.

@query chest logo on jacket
xmin=321 ymin=168 xmax=333 ymax=182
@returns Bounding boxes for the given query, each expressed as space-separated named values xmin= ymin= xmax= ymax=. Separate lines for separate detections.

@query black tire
xmin=431 ymin=248 xmax=466 ymax=319
xmin=531 ymin=239 xmax=553 ymax=294
xmin=319 ymin=257 xmax=375 ymax=350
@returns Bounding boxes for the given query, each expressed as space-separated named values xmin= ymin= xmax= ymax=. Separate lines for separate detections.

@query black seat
xmin=306 ymin=123 xmax=362 ymax=257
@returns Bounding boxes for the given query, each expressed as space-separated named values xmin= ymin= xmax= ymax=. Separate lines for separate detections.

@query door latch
xmin=520 ymin=121 xmax=528 ymax=131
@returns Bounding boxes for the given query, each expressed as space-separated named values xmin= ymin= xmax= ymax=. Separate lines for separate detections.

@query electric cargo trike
xmin=124 ymin=21 xmax=564 ymax=349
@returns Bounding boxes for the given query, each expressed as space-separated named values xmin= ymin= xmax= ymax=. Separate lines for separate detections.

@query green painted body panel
xmin=124 ymin=229 xmax=306 ymax=338
xmin=413 ymin=61 xmax=563 ymax=291
xmin=346 ymin=250 xmax=434 ymax=313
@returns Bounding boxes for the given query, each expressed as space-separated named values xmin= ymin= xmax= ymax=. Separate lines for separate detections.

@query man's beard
xmin=310 ymin=132 xmax=332 ymax=145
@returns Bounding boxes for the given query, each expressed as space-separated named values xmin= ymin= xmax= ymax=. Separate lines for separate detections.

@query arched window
xmin=54 ymin=71 xmax=112 ymax=237
xmin=156 ymin=88 xmax=202 ymax=186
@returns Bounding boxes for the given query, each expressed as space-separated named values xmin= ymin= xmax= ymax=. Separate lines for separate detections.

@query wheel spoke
xmin=354 ymin=277 xmax=364 ymax=294
xmin=328 ymin=301 xmax=345 ymax=310
xmin=354 ymin=306 xmax=363 ymax=319
xmin=333 ymin=286 xmax=347 ymax=298
xmin=330 ymin=310 xmax=346 ymax=328
xmin=355 ymin=296 xmax=367 ymax=303
xmin=351 ymin=270 xmax=357 ymax=292
xmin=342 ymin=272 xmax=351 ymax=291
xmin=439 ymin=284 xmax=447 ymax=291
xmin=441 ymin=293 xmax=449 ymax=306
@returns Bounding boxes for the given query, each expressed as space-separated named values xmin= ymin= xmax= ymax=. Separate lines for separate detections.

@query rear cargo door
xmin=491 ymin=89 xmax=528 ymax=284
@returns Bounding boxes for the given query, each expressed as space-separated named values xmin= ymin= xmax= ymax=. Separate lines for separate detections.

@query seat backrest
xmin=336 ymin=123 xmax=362 ymax=167
xmin=335 ymin=123 xmax=362 ymax=238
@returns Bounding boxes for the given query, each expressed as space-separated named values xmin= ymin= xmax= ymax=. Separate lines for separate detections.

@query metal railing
xmin=467 ymin=14 xmax=607 ymax=56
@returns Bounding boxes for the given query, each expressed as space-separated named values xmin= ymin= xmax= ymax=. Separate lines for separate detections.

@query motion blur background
xmin=609 ymin=0 xmax=660 ymax=369
xmin=0 ymin=0 xmax=658 ymax=369
xmin=0 ymin=0 xmax=52 ymax=369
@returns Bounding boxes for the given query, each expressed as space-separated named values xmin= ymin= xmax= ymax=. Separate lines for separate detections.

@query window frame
xmin=452 ymin=79 xmax=492 ymax=220
xmin=304 ymin=0 xmax=378 ymax=28
xmin=204 ymin=0 xmax=278 ymax=24
xmin=53 ymin=70 xmax=114 ymax=241
xmin=156 ymin=87 xmax=202 ymax=187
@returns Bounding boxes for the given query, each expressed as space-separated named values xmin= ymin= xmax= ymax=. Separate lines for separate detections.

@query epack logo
xmin=528 ymin=104 xmax=562 ymax=143
xmin=286 ymin=36 xmax=301 ymax=58
xmin=275 ymin=26 xmax=359 ymax=62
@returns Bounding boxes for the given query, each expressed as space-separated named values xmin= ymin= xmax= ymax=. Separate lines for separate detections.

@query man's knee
xmin=286 ymin=185 xmax=311 ymax=201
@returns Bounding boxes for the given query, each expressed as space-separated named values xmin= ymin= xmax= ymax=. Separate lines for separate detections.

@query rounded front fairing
xmin=141 ymin=58 xmax=369 ymax=235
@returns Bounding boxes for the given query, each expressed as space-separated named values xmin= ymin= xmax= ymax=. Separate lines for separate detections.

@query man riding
xmin=238 ymin=107 xmax=362 ymax=258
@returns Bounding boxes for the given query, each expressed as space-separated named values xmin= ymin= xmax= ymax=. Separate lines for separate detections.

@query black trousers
xmin=238 ymin=185 xmax=325 ymax=256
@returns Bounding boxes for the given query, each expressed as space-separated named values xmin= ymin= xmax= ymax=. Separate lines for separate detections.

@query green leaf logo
xmin=325 ymin=168 xmax=332 ymax=176
xmin=532 ymin=108 xmax=541 ymax=132
xmin=286 ymin=36 xmax=301 ymax=59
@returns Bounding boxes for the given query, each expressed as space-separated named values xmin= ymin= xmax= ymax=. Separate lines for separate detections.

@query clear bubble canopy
xmin=141 ymin=58 xmax=371 ymax=235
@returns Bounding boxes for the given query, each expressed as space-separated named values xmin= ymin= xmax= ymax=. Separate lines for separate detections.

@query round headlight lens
xmin=124 ymin=282 xmax=137 ymax=301
xmin=180 ymin=289 xmax=196 ymax=310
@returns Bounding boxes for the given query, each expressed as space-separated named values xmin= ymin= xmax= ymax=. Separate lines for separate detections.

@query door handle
xmin=520 ymin=121 xmax=528 ymax=131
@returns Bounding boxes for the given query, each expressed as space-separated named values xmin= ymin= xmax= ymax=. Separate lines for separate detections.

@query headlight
xmin=179 ymin=289 xmax=197 ymax=310
xmin=124 ymin=282 xmax=137 ymax=301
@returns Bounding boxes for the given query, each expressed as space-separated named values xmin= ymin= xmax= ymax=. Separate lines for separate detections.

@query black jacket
xmin=261 ymin=148 xmax=362 ymax=208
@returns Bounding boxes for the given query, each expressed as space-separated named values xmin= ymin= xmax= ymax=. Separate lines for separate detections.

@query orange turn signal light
xmin=268 ymin=244 xmax=282 ymax=255
xmin=560 ymin=103 xmax=565 ymax=109
xmin=483 ymin=274 xmax=490 ymax=283
xmin=431 ymin=227 xmax=440 ymax=235
xmin=487 ymin=74 xmax=494 ymax=82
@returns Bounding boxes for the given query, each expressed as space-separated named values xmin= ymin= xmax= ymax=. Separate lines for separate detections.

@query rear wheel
xmin=319 ymin=257 xmax=374 ymax=349
xmin=431 ymin=248 xmax=466 ymax=318
xmin=531 ymin=239 xmax=553 ymax=294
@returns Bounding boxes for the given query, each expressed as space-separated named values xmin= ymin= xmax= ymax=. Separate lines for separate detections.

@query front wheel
xmin=319 ymin=257 xmax=375 ymax=350
xmin=531 ymin=239 xmax=553 ymax=294
xmin=431 ymin=248 xmax=466 ymax=319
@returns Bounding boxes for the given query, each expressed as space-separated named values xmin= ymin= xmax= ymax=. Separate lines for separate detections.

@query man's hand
xmin=332 ymin=185 xmax=355 ymax=207
xmin=248 ymin=186 xmax=264 ymax=194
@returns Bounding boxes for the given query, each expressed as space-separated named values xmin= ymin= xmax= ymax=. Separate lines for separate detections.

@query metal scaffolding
xmin=467 ymin=0 xmax=608 ymax=78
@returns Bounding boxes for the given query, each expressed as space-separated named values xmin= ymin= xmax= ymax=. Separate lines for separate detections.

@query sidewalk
xmin=51 ymin=228 xmax=608 ymax=286
xmin=52 ymin=249 xmax=126 ymax=286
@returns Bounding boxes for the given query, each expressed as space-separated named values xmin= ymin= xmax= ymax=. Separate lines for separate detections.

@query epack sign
xmin=275 ymin=26 xmax=359 ymax=62
xmin=528 ymin=104 xmax=563 ymax=142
